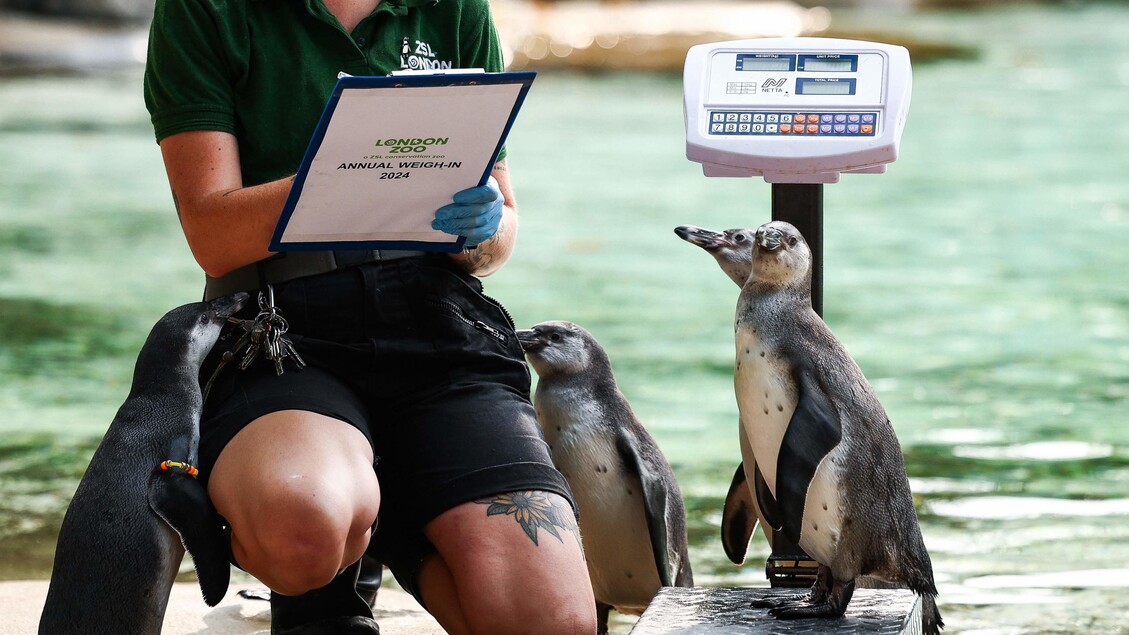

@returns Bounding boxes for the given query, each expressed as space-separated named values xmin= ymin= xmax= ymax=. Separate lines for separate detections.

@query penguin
xmin=674 ymin=224 xmax=771 ymax=566
xmin=730 ymin=220 xmax=942 ymax=633
xmin=517 ymin=321 xmax=693 ymax=634
xmin=39 ymin=292 xmax=249 ymax=634
xmin=674 ymin=225 xmax=757 ymax=287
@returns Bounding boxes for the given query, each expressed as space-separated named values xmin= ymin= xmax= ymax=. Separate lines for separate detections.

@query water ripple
xmin=952 ymin=441 xmax=1115 ymax=461
xmin=930 ymin=496 xmax=1129 ymax=519
xmin=964 ymin=568 xmax=1129 ymax=590
xmin=924 ymin=428 xmax=1005 ymax=444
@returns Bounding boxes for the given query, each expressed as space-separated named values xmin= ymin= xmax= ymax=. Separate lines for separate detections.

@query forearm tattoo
xmin=466 ymin=161 xmax=510 ymax=266
xmin=476 ymin=490 xmax=580 ymax=547
xmin=463 ymin=216 xmax=503 ymax=269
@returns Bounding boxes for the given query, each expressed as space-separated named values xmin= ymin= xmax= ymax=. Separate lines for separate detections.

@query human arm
xmin=159 ymin=130 xmax=291 ymax=278
xmin=162 ymin=129 xmax=519 ymax=279
xmin=441 ymin=160 xmax=519 ymax=277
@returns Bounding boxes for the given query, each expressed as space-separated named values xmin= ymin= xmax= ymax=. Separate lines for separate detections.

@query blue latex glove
xmin=431 ymin=177 xmax=504 ymax=247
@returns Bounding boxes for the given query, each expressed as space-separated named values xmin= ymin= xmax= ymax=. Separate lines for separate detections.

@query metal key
xmin=256 ymin=285 xmax=305 ymax=376
xmin=223 ymin=285 xmax=306 ymax=376
xmin=202 ymin=288 xmax=303 ymax=400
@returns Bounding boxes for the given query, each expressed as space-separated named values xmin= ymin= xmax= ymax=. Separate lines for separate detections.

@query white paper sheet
xmin=271 ymin=72 xmax=533 ymax=252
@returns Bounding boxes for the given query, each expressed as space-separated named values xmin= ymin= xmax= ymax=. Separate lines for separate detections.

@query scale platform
xmin=630 ymin=587 xmax=923 ymax=635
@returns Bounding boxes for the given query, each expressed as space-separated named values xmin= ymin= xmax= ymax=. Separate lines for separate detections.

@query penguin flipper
xmin=721 ymin=462 xmax=757 ymax=565
xmin=739 ymin=421 xmax=783 ymax=534
xmin=776 ymin=368 xmax=843 ymax=546
xmin=614 ymin=427 xmax=674 ymax=587
xmin=149 ymin=472 xmax=230 ymax=606
xmin=752 ymin=462 xmax=782 ymax=531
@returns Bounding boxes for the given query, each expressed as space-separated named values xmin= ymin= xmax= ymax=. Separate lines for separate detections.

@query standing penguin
xmin=517 ymin=321 xmax=693 ymax=634
xmin=40 ymin=293 xmax=248 ymax=634
xmin=674 ymin=225 xmax=768 ymax=565
xmin=674 ymin=225 xmax=757 ymax=288
xmin=730 ymin=220 xmax=942 ymax=633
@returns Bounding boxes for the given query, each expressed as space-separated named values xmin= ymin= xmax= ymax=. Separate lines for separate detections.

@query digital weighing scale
xmin=682 ymin=37 xmax=912 ymax=586
xmin=684 ymin=37 xmax=912 ymax=184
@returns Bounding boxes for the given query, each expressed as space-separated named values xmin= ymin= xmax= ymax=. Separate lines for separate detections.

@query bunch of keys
xmin=223 ymin=285 xmax=306 ymax=376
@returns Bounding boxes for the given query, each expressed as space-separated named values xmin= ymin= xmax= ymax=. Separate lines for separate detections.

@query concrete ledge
xmin=4 ymin=580 xmax=445 ymax=635
xmin=631 ymin=587 xmax=922 ymax=635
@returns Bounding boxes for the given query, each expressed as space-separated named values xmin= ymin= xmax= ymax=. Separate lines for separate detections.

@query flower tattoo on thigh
xmin=476 ymin=490 xmax=579 ymax=547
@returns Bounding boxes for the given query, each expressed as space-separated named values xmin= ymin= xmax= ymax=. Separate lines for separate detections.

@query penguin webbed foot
xmin=749 ymin=592 xmax=809 ymax=609
xmin=750 ymin=563 xmax=832 ymax=609
xmin=756 ymin=578 xmax=856 ymax=622
xmin=767 ymin=598 xmax=847 ymax=620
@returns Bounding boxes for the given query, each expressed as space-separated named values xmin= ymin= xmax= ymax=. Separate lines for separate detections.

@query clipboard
xmin=269 ymin=70 xmax=536 ymax=252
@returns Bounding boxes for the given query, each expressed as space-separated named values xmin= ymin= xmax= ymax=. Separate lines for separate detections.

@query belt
xmin=203 ymin=249 xmax=429 ymax=300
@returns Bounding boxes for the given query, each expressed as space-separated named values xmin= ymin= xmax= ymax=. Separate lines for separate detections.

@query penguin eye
xmin=549 ymin=333 xmax=563 ymax=342
xmin=734 ymin=234 xmax=747 ymax=243
xmin=787 ymin=235 xmax=798 ymax=246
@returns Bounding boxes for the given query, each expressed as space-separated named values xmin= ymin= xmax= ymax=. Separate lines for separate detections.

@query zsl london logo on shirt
xmin=401 ymin=37 xmax=453 ymax=71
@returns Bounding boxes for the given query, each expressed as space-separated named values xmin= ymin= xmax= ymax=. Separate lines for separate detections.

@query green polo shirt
xmin=144 ymin=0 xmax=506 ymax=187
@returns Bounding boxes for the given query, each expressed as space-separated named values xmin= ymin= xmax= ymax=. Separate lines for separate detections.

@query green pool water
xmin=2 ymin=3 xmax=1128 ymax=632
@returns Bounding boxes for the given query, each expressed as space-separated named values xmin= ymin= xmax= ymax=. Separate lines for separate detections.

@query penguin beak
xmin=516 ymin=329 xmax=545 ymax=353
xmin=756 ymin=227 xmax=784 ymax=251
xmin=207 ymin=292 xmax=251 ymax=322
xmin=675 ymin=225 xmax=730 ymax=251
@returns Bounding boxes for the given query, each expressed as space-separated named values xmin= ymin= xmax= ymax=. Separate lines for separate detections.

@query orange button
xmin=792 ymin=125 xmax=805 ymax=133
xmin=807 ymin=124 xmax=819 ymax=134
xmin=793 ymin=114 xmax=807 ymax=123
xmin=860 ymin=124 xmax=874 ymax=134
xmin=779 ymin=124 xmax=792 ymax=133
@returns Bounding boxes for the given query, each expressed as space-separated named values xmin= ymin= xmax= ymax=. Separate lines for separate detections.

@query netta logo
xmin=761 ymin=77 xmax=787 ymax=93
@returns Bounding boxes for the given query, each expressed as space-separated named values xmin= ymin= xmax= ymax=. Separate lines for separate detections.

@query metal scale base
xmin=630 ymin=587 xmax=922 ymax=635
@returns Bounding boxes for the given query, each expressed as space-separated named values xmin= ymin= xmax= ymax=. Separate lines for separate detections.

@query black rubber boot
xmin=270 ymin=559 xmax=380 ymax=635
xmin=356 ymin=553 xmax=383 ymax=609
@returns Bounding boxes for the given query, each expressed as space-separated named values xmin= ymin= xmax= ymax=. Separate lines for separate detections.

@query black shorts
xmin=196 ymin=255 xmax=574 ymax=600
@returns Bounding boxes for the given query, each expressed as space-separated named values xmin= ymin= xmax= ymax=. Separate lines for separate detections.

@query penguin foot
xmin=238 ymin=588 xmax=271 ymax=601
xmin=767 ymin=599 xmax=848 ymax=620
xmin=749 ymin=593 xmax=809 ymax=609
xmin=759 ymin=578 xmax=855 ymax=622
xmin=752 ymin=563 xmax=835 ymax=611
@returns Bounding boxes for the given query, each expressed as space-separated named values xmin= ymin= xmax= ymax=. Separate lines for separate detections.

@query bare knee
xmin=232 ymin=482 xmax=376 ymax=595
xmin=208 ymin=411 xmax=379 ymax=596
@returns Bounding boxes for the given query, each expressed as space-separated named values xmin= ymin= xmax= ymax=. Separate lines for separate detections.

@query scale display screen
xmin=736 ymin=54 xmax=795 ymax=72
xmin=796 ymin=78 xmax=856 ymax=95
xmin=684 ymin=37 xmax=912 ymax=183
xmin=798 ymin=55 xmax=858 ymax=72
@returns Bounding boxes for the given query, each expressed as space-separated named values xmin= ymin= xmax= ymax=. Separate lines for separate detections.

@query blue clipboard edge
xmin=269 ymin=70 xmax=537 ymax=253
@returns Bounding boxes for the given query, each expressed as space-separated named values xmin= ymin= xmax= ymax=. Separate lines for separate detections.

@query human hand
xmin=432 ymin=177 xmax=504 ymax=247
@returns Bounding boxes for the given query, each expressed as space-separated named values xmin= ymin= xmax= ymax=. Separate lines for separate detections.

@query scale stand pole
xmin=764 ymin=182 xmax=824 ymax=587
xmin=771 ymin=183 xmax=823 ymax=316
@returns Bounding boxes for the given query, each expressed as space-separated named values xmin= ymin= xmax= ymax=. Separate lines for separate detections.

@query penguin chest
xmin=797 ymin=445 xmax=845 ymax=566
xmin=546 ymin=415 xmax=662 ymax=612
xmin=734 ymin=326 xmax=796 ymax=496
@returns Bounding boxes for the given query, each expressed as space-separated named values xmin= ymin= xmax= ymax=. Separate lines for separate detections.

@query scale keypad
xmin=708 ymin=111 xmax=878 ymax=136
